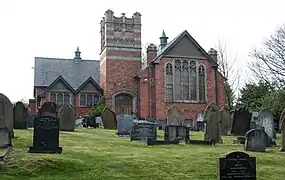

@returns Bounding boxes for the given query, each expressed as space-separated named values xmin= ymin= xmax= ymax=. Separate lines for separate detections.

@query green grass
xmin=0 ymin=128 xmax=285 ymax=180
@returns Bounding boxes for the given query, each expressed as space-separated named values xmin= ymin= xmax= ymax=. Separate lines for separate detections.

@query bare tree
xmin=217 ymin=40 xmax=240 ymax=110
xmin=248 ymin=24 xmax=285 ymax=89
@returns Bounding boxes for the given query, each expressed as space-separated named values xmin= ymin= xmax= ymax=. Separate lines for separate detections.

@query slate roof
xmin=34 ymin=57 xmax=100 ymax=90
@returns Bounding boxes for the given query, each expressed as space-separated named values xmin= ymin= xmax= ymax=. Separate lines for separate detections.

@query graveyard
xmin=0 ymin=128 xmax=284 ymax=180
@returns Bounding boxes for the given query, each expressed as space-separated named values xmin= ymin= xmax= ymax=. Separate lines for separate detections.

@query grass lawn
xmin=0 ymin=128 xmax=285 ymax=180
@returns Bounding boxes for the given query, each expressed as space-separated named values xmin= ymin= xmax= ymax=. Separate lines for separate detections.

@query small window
xmin=64 ymin=94 xmax=71 ymax=105
xmin=57 ymin=93 xmax=63 ymax=105
xmin=80 ymin=93 xmax=86 ymax=107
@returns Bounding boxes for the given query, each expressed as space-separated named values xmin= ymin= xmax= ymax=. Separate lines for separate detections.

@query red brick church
xmin=29 ymin=9 xmax=225 ymax=120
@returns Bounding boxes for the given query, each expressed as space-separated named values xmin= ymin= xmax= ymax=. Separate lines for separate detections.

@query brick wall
xmin=154 ymin=57 xmax=225 ymax=120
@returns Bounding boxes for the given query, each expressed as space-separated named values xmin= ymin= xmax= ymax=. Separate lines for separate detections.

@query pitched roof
xmin=76 ymin=76 xmax=103 ymax=94
xmin=34 ymin=57 xmax=100 ymax=90
xmin=41 ymin=75 xmax=75 ymax=93
xmin=151 ymin=30 xmax=218 ymax=65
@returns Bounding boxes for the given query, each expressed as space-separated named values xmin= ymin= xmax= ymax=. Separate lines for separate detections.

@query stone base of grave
xmin=186 ymin=140 xmax=215 ymax=145
xmin=146 ymin=138 xmax=179 ymax=146
xmin=29 ymin=146 xmax=62 ymax=154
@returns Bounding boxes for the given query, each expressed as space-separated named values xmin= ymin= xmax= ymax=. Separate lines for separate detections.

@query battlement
xmin=101 ymin=9 xmax=141 ymax=25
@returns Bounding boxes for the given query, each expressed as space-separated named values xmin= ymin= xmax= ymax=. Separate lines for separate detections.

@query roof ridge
xmin=35 ymin=57 xmax=99 ymax=62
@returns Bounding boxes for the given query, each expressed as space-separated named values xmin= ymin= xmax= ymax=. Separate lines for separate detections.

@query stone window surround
xmin=164 ymin=58 xmax=207 ymax=103
xmin=49 ymin=92 xmax=72 ymax=105
xmin=79 ymin=93 xmax=101 ymax=108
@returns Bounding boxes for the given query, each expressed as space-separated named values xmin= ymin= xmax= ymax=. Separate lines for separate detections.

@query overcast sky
xmin=0 ymin=0 xmax=284 ymax=102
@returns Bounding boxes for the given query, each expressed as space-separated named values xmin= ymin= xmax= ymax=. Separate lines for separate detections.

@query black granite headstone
xmin=218 ymin=151 xmax=256 ymax=180
xmin=29 ymin=116 xmax=62 ymax=153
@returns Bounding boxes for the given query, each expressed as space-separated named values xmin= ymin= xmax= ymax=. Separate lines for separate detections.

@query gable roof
xmin=76 ymin=76 xmax=103 ymax=94
xmin=38 ymin=76 xmax=75 ymax=98
xmin=151 ymin=30 xmax=218 ymax=66
xmin=34 ymin=57 xmax=100 ymax=89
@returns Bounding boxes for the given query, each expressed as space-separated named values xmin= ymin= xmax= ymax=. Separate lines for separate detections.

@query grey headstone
xmin=13 ymin=101 xmax=27 ymax=129
xmin=0 ymin=93 xmax=14 ymax=137
xmin=164 ymin=125 xmax=190 ymax=142
xmin=167 ymin=106 xmax=187 ymax=125
xmin=245 ymin=129 xmax=268 ymax=152
xmin=203 ymin=103 xmax=222 ymax=143
xmin=130 ymin=120 xmax=157 ymax=141
xmin=117 ymin=115 xmax=137 ymax=135
xmin=39 ymin=102 xmax=57 ymax=117
xmin=220 ymin=107 xmax=232 ymax=135
xmin=0 ymin=127 xmax=11 ymax=148
xmin=59 ymin=104 xmax=75 ymax=131
xmin=258 ymin=108 xmax=274 ymax=140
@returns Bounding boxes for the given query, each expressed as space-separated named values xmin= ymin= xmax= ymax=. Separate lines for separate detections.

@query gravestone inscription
xmin=29 ymin=116 xmax=62 ymax=153
xmin=218 ymin=151 xmax=256 ymax=180
xmin=0 ymin=128 xmax=11 ymax=148
xmin=130 ymin=121 xmax=157 ymax=141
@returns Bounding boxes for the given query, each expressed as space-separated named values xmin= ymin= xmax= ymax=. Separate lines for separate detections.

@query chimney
xmin=146 ymin=43 xmax=157 ymax=64
xmin=208 ymin=48 xmax=218 ymax=62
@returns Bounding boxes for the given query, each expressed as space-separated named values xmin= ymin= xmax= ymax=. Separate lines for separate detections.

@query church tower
xmin=100 ymin=10 xmax=142 ymax=115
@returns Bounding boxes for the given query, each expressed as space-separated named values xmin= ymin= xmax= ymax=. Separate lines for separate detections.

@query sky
xmin=0 ymin=0 xmax=284 ymax=102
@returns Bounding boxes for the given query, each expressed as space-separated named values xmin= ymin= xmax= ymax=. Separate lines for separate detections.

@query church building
xmin=29 ymin=9 xmax=225 ymax=120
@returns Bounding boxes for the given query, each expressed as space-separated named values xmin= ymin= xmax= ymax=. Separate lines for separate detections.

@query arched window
xmin=182 ymin=60 xmax=189 ymax=101
xmin=165 ymin=63 xmax=173 ymax=101
xmin=190 ymin=61 xmax=197 ymax=100
xmin=165 ymin=59 xmax=206 ymax=103
xmin=199 ymin=65 xmax=206 ymax=102
xmin=174 ymin=59 xmax=182 ymax=101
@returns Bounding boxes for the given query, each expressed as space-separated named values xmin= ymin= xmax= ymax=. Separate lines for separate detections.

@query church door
xmin=115 ymin=94 xmax=133 ymax=115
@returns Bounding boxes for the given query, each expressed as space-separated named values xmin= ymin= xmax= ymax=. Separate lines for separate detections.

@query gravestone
xmin=29 ymin=116 xmax=62 ymax=153
xmin=250 ymin=111 xmax=259 ymax=123
xmin=167 ymin=106 xmax=187 ymax=125
xmin=38 ymin=102 xmax=57 ymax=117
xmin=250 ymin=122 xmax=257 ymax=129
xmin=196 ymin=111 xmax=204 ymax=131
xmin=280 ymin=118 xmax=285 ymax=151
xmin=130 ymin=120 xmax=157 ymax=141
xmin=26 ymin=116 xmax=34 ymax=128
xmin=245 ymin=129 xmax=268 ymax=152
xmin=220 ymin=107 xmax=232 ymax=135
xmin=13 ymin=101 xmax=27 ymax=129
xmin=258 ymin=108 xmax=274 ymax=140
xmin=101 ymin=107 xmax=117 ymax=129
xmin=96 ymin=117 xmax=103 ymax=127
xmin=0 ymin=93 xmax=14 ymax=137
xmin=164 ymin=125 xmax=190 ymax=142
xmin=59 ymin=104 xmax=75 ymax=131
xmin=182 ymin=119 xmax=194 ymax=129
xmin=203 ymin=103 xmax=222 ymax=143
xmin=218 ymin=151 xmax=256 ymax=180
xmin=0 ymin=127 xmax=11 ymax=148
xmin=117 ymin=114 xmax=137 ymax=135
xmin=231 ymin=106 xmax=251 ymax=136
